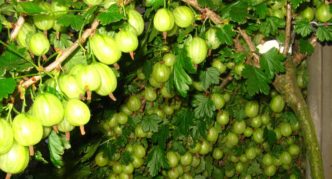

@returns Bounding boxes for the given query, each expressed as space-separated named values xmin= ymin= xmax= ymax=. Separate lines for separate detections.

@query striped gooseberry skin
xmin=172 ymin=6 xmax=195 ymax=28
xmin=205 ymin=27 xmax=221 ymax=50
xmin=12 ymin=113 xmax=43 ymax=147
xmin=59 ymin=74 xmax=84 ymax=99
xmin=115 ymin=30 xmax=139 ymax=53
xmin=127 ymin=9 xmax=145 ymax=36
xmin=0 ymin=119 xmax=14 ymax=155
xmin=28 ymin=33 xmax=50 ymax=56
xmin=0 ymin=143 xmax=29 ymax=174
xmin=64 ymin=99 xmax=91 ymax=127
xmin=153 ymin=8 xmax=175 ymax=32
xmin=32 ymin=92 xmax=64 ymax=127
xmin=89 ymin=34 xmax=122 ymax=65
xmin=186 ymin=36 xmax=208 ymax=64
xmin=91 ymin=62 xmax=117 ymax=96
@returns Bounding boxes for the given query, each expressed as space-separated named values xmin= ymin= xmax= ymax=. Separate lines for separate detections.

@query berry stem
xmin=29 ymin=145 xmax=34 ymax=156
xmin=109 ymin=93 xmax=117 ymax=101
xmin=65 ymin=132 xmax=70 ymax=141
xmin=53 ymin=125 xmax=59 ymax=133
xmin=80 ymin=125 xmax=86 ymax=135
xmin=5 ymin=173 xmax=12 ymax=179
xmin=129 ymin=51 xmax=135 ymax=60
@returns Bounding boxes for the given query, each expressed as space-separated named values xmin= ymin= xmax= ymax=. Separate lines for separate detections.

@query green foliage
xmin=0 ymin=43 xmax=34 ymax=75
xmin=316 ymin=26 xmax=332 ymax=42
xmin=57 ymin=14 xmax=85 ymax=31
xmin=260 ymin=48 xmax=285 ymax=80
xmin=260 ymin=17 xmax=285 ymax=36
xmin=243 ymin=65 xmax=271 ymax=96
xmin=294 ymin=20 xmax=313 ymax=37
xmin=147 ymin=146 xmax=169 ymax=177
xmin=172 ymin=108 xmax=195 ymax=137
xmin=18 ymin=2 xmax=45 ymax=14
xmin=141 ymin=114 xmax=162 ymax=133
xmin=216 ymin=24 xmax=236 ymax=45
xmin=97 ymin=4 xmax=125 ymax=25
xmin=0 ymin=78 xmax=16 ymax=100
xmin=199 ymin=67 xmax=220 ymax=90
xmin=192 ymin=94 xmax=215 ymax=119
xmin=169 ymin=48 xmax=196 ymax=97
xmin=48 ymin=131 xmax=70 ymax=168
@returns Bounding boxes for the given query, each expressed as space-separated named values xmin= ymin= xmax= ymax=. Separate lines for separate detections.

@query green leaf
xmin=192 ymin=94 xmax=215 ymax=119
xmin=34 ymin=151 xmax=49 ymax=164
xmin=57 ymin=14 xmax=85 ymax=31
xmin=147 ymin=146 xmax=169 ymax=177
xmin=316 ymin=26 xmax=332 ymax=42
xmin=119 ymin=151 xmax=133 ymax=165
xmin=229 ymin=1 xmax=248 ymax=23
xmin=62 ymin=49 xmax=87 ymax=73
xmin=254 ymin=3 xmax=268 ymax=19
xmin=299 ymin=38 xmax=314 ymax=55
xmin=18 ymin=2 xmax=45 ymax=14
xmin=264 ymin=128 xmax=277 ymax=146
xmin=0 ymin=43 xmax=34 ymax=75
xmin=290 ymin=0 xmax=306 ymax=9
xmin=152 ymin=125 xmax=169 ymax=149
xmin=172 ymin=48 xmax=195 ymax=97
xmin=141 ymin=114 xmax=162 ymax=133
xmin=173 ymin=108 xmax=195 ymax=137
xmin=259 ymin=17 xmax=285 ymax=36
xmin=260 ymin=48 xmax=285 ymax=80
xmin=79 ymin=140 xmax=101 ymax=163
xmin=148 ymin=0 xmax=163 ymax=9
xmin=171 ymin=141 xmax=187 ymax=155
xmin=197 ymin=0 xmax=222 ymax=11
xmin=50 ymin=33 xmax=73 ymax=50
xmin=242 ymin=65 xmax=271 ymax=96
xmin=48 ymin=131 xmax=65 ymax=168
xmin=294 ymin=20 xmax=313 ymax=37
xmin=0 ymin=78 xmax=16 ymax=100
xmin=199 ymin=67 xmax=220 ymax=90
xmin=216 ymin=24 xmax=236 ymax=45
xmin=97 ymin=4 xmax=124 ymax=25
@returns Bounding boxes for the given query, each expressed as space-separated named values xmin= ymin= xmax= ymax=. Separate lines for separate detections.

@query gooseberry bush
xmin=0 ymin=0 xmax=331 ymax=178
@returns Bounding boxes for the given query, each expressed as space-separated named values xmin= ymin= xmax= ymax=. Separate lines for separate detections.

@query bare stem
xmin=29 ymin=145 xmax=34 ymax=156
xmin=80 ymin=125 xmax=86 ymax=135
xmin=237 ymin=27 xmax=260 ymax=66
xmin=182 ymin=0 xmax=225 ymax=24
xmin=283 ymin=4 xmax=292 ymax=55
xmin=10 ymin=16 xmax=25 ymax=40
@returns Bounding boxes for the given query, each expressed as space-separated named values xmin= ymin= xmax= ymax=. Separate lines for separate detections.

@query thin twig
xmin=10 ymin=16 xmax=25 ymax=40
xmin=182 ymin=0 xmax=225 ymax=24
xmin=237 ymin=27 xmax=260 ymax=66
xmin=220 ymin=74 xmax=233 ymax=89
xmin=283 ymin=4 xmax=292 ymax=55
xmin=21 ymin=20 xmax=100 ymax=88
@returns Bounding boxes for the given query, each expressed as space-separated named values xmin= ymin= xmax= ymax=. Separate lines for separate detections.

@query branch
xmin=21 ymin=20 xmax=100 ymax=88
xmin=237 ymin=27 xmax=260 ymax=66
xmin=10 ymin=16 xmax=25 ymax=40
xmin=283 ymin=4 xmax=292 ymax=55
xmin=273 ymin=59 xmax=324 ymax=179
xmin=181 ymin=0 xmax=225 ymax=24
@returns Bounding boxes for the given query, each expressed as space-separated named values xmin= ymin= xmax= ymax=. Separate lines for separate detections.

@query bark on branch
xmin=273 ymin=59 xmax=324 ymax=179
xmin=21 ymin=20 xmax=100 ymax=88
xmin=10 ymin=16 xmax=25 ymax=40
xmin=181 ymin=0 xmax=225 ymax=24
